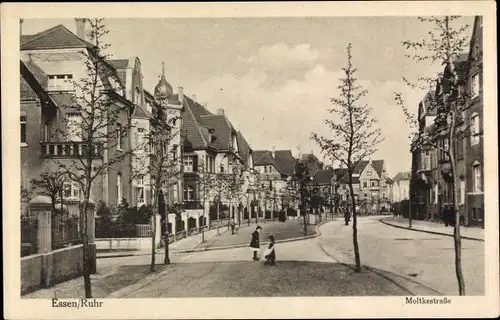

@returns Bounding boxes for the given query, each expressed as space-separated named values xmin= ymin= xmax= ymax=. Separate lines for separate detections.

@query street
xmin=111 ymin=216 xmax=483 ymax=297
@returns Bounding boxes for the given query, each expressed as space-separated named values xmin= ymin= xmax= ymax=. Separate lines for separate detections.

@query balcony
xmin=40 ymin=142 xmax=103 ymax=159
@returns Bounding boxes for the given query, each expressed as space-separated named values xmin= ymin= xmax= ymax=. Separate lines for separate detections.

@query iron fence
xmin=51 ymin=213 xmax=82 ymax=250
xmin=21 ymin=216 xmax=38 ymax=257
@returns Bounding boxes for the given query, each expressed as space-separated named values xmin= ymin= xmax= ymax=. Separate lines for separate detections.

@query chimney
xmin=272 ymin=146 xmax=276 ymax=158
xmin=75 ymin=18 xmax=87 ymax=40
xmin=178 ymin=86 xmax=184 ymax=103
xmin=216 ymin=108 xmax=225 ymax=116
xmin=192 ymin=94 xmax=196 ymax=102
xmin=20 ymin=19 xmax=23 ymax=36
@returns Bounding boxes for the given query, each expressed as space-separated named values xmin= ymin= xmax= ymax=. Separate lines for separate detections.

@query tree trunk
xmin=348 ymin=182 xmax=362 ymax=273
xmin=150 ymin=212 xmax=156 ymax=272
xmin=81 ymin=195 xmax=92 ymax=298
xmin=164 ymin=212 xmax=170 ymax=264
xmin=217 ymin=202 xmax=220 ymax=235
xmin=448 ymin=113 xmax=466 ymax=295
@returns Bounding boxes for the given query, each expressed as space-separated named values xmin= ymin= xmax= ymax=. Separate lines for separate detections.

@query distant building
xmin=253 ymin=148 xmax=297 ymax=214
xmin=333 ymin=160 xmax=392 ymax=214
xmin=392 ymin=172 xmax=411 ymax=203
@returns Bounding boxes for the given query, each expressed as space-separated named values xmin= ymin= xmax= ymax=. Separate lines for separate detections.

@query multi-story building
xmin=464 ymin=16 xmax=484 ymax=227
xmin=333 ymin=160 xmax=392 ymax=214
xmin=20 ymin=21 xmax=136 ymax=215
xmin=410 ymin=16 xmax=483 ymax=227
xmin=252 ymin=148 xmax=297 ymax=215
xmin=180 ymin=92 xmax=254 ymax=225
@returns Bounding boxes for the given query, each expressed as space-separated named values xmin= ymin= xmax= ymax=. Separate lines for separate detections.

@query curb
xmin=175 ymin=218 xmax=334 ymax=254
xmin=379 ymin=219 xmax=484 ymax=242
xmin=106 ymin=264 xmax=176 ymax=298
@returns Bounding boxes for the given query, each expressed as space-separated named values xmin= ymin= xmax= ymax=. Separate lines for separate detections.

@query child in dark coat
xmin=249 ymin=226 xmax=262 ymax=260
xmin=264 ymin=235 xmax=276 ymax=266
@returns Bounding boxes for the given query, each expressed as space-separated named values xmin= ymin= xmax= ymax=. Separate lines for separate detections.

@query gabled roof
xmin=20 ymin=60 xmax=54 ymax=104
xmin=254 ymin=149 xmax=297 ymax=176
xmin=199 ymin=114 xmax=233 ymax=151
xmin=132 ymin=105 xmax=152 ymax=119
xmin=107 ymin=59 xmax=129 ymax=85
xmin=182 ymin=96 xmax=209 ymax=150
xmin=236 ymin=131 xmax=252 ymax=166
xmin=353 ymin=160 xmax=384 ymax=176
xmin=419 ymin=90 xmax=437 ymax=117
xmin=313 ymin=169 xmax=333 ymax=185
xmin=21 ymin=24 xmax=94 ymax=51
xmin=393 ymin=171 xmax=411 ymax=182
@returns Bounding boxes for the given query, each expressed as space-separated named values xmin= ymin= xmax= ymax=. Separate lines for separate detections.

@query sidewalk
xmin=380 ymin=217 xmax=484 ymax=241
xmin=184 ymin=218 xmax=324 ymax=252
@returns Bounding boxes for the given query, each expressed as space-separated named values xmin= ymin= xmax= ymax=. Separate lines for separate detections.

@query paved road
xmin=194 ymin=219 xmax=317 ymax=250
xmin=25 ymin=216 xmax=483 ymax=298
xmin=317 ymin=216 xmax=485 ymax=295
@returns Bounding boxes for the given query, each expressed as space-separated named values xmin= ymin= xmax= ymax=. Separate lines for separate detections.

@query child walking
xmin=264 ymin=235 xmax=276 ymax=266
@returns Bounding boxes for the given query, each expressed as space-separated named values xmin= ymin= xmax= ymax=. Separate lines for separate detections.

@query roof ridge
xmin=21 ymin=24 xmax=65 ymax=45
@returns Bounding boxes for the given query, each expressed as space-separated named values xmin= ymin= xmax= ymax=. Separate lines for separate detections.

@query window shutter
xmin=193 ymin=155 xmax=198 ymax=172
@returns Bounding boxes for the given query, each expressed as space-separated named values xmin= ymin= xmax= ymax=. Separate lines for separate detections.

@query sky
xmin=22 ymin=17 xmax=474 ymax=177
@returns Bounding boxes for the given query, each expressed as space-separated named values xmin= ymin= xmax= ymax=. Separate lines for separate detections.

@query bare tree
xmin=226 ymin=161 xmax=247 ymax=229
xmin=311 ymin=43 xmax=384 ymax=273
xmin=133 ymin=99 xmax=182 ymax=270
xmin=30 ymin=170 xmax=68 ymax=212
xmin=53 ymin=19 xmax=135 ymax=297
xmin=394 ymin=16 xmax=471 ymax=295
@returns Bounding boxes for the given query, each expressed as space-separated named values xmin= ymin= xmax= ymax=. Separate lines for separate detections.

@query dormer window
xmin=48 ymin=74 xmax=73 ymax=91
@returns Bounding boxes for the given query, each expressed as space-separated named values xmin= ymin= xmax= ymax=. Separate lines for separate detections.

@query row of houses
xmin=20 ymin=19 xmax=315 ymax=226
xmin=409 ymin=16 xmax=484 ymax=227
xmin=20 ymin=19 xmax=416 ymax=226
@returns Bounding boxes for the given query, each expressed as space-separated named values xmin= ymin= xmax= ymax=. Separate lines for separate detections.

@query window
xmin=63 ymin=181 xmax=81 ymax=199
xmin=48 ymin=74 xmax=73 ymax=91
xmin=456 ymin=139 xmax=464 ymax=159
xmin=434 ymin=184 xmax=438 ymax=204
xmin=20 ymin=115 xmax=27 ymax=145
xmin=264 ymin=166 xmax=268 ymax=173
xmin=184 ymin=186 xmax=195 ymax=201
xmin=470 ymin=113 xmax=480 ymax=145
xmin=117 ymin=173 xmax=122 ymax=203
xmin=424 ymin=150 xmax=431 ymax=170
xmin=117 ymin=123 xmax=123 ymax=150
xmin=184 ymin=155 xmax=193 ymax=172
xmin=66 ymin=113 xmax=82 ymax=142
xmin=366 ymin=170 xmax=372 ymax=176
xmin=473 ymin=164 xmax=482 ymax=192
xmin=135 ymin=176 xmax=145 ymax=205
xmin=171 ymin=145 xmax=178 ymax=162
xmin=459 ymin=180 xmax=465 ymax=205
xmin=134 ymin=87 xmax=141 ymax=105
xmin=220 ymin=164 xmax=224 ymax=173
xmin=471 ymin=73 xmax=480 ymax=98
xmin=473 ymin=44 xmax=480 ymax=60
xmin=135 ymin=127 xmax=146 ymax=149
xmin=371 ymin=181 xmax=377 ymax=187
xmin=362 ymin=181 xmax=368 ymax=188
